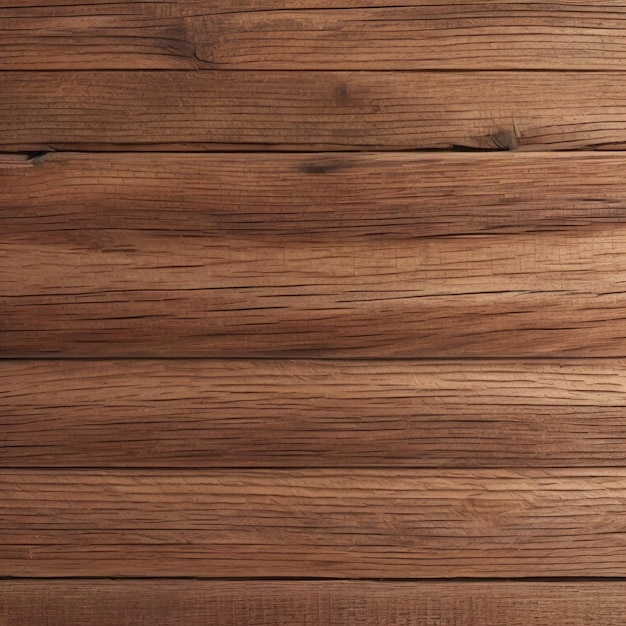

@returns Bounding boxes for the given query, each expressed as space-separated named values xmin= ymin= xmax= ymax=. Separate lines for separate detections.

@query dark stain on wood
xmin=298 ymin=159 xmax=351 ymax=174
xmin=334 ymin=81 xmax=349 ymax=104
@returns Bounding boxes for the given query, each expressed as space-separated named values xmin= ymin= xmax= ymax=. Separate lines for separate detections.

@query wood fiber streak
xmin=5 ymin=153 xmax=626 ymax=356
xmin=3 ymin=470 xmax=626 ymax=577
xmin=2 ymin=580 xmax=626 ymax=626
xmin=4 ymin=72 xmax=626 ymax=151
xmin=3 ymin=1 xmax=626 ymax=70
xmin=5 ymin=360 xmax=626 ymax=468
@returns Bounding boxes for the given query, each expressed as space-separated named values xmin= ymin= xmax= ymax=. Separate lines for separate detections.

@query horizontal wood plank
xmin=5 ymin=359 xmax=626 ymax=468
xmin=3 ymin=1 xmax=626 ymax=70
xmin=5 ymin=152 xmax=626 ymax=356
xmin=6 ymin=151 xmax=626 ymax=238
xmin=3 ymin=469 xmax=626 ymax=577
xmin=2 ymin=580 xmax=626 ymax=626
xmin=3 ymin=71 xmax=626 ymax=151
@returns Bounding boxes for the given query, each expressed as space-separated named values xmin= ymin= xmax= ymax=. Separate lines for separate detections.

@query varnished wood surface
xmin=4 ymin=359 xmax=626 ymax=468
xmin=4 ymin=1 xmax=626 ymax=70
xmin=3 ymin=469 xmax=626 ymax=577
xmin=2 ymin=580 xmax=626 ymax=626
xmin=5 ymin=72 xmax=626 ymax=151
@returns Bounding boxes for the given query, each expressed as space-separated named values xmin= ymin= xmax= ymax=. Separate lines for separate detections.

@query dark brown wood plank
xmin=2 ymin=71 xmax=626 ymax=151
xmin=4 ymin=152 xmax=626 ymax=357
xmin=3 ymin=1 xmax=626 ymax=70
xmin=2 ymin=580 xmax=626 ymax=626
xmin=4 ymin=359 xmax=626 ymax=468
xmin=3 ymin=469 xmax=626 ymax=577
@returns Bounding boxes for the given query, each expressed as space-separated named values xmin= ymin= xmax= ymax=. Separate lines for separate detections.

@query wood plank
xmin=5 ymin=359 xmax=626 ymax=468
xmin=3 ymin=1 xmax=626 ymax=71
xmin=2 ymin=580 xmax=626 ymax=626
xmin=3 ymin=71 xmax=626 ymax=151
xmin=6 ymin=151 xmax=626 ymax=239
xmin=3 ymin=469 xmax=626 ymax=577
xmin=5 ymin=151 xmax=626 ymax=357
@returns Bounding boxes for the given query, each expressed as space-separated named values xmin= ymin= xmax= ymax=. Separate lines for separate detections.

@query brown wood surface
xmin=2 ymin=580 xmax=626 ymax=626
xmin=6 ymin=151 xmax=626 ymax=238
xmin=3 ymin=469 xmax=626 ymax=577
xmin=4 ymin=359 xmax=626 ymax=468
xmin=5 ymin=152 xmax=626 ymax=356
xmin=3 ymin=1 xmax=626 ymax=71
xmin=4 ymin=71 xmax=626 ymax=151
xmin=8 ymin=233 xmax=626 ymax=357
xmin=4 ymin=0 xmax=626 ymax=615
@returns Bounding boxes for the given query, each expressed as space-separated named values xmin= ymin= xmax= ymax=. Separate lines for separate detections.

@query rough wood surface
xmin=5 ymin=152 xmax=626 ymax=356
xmin=3 ymin=1 xmax=626 ymax=70
xmin=4 ymin=71 xmax=626 ymax=151
xmin=8 ymin=234 xmax=626 ymax=357
xmin=4 ymin=470 xmax=626 ymax=577
xmin=2 ymin=580 xmax=626 ymax=626
xmin=5 ymin=359 xmax=626 ymax=468
xmin=5 ymin=0 xmax=626 ymax=615
xmin=6 ymin=151 xmax=626 ymax=238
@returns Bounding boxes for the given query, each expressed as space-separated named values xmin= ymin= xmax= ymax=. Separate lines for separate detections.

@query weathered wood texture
xmin=3 ymin=1 xmax=626 ymax=70
xmin=6 ymin=151 xmax=626 ymax=238
xmin=5 ymin=0 xmax=626 ymax=609
xmin=2 ymin=580 xmax=626 ymax=626
xmin=3 ymin=470 xmax=626 ymax=577
xmin=3 ymin=72 xmax=626 ymax=151
xmin=5 ymin=360 xmax=626 ymax=468
xmin=5 ymin=152 xmax=626 ymax=357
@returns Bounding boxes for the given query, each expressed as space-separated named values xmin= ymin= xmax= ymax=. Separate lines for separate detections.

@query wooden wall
xmin=3 ymin=1 xmax=626 ymax=623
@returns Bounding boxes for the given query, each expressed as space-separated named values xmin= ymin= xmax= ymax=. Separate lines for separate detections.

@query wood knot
xmin=491 ymin=129 xmax=518 ymax=151
xmin=27 ymin=152 xmax=48 ymax=165
xmin=299 ymin=160 xmax=349 ymax=174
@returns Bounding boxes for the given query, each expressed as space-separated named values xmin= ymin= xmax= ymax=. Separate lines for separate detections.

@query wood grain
xmin=2 ymin=580 xmax=626 ymax=626
xmin=4 ymin=71 xmax=626 ymax=151
xmin=4 ymin=469 xmax=626 ymax=577
xmin=6 ymin=151 xmax=626 ymax=239
xmin=9 ymin=234 xmax=626 ymax=358
xmin=5 ymin=0 xmax=626 ymax=612
xmin=4 ymin=1 xmax=626 ymax=70
xmin=5 ymin=359 xmax=626 ymax=468
xmin=5 ymin=152 xmax=626 ymax=357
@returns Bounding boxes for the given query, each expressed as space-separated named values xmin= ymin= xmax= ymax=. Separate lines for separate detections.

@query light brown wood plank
xmin=2 ymin=580 xmax=626 ymax=626
xmin=3 ymin=1 xmax=626 ymax=70
xmin=3 ymin=71 xmax=626 ymax=151
xmin=4 ymin=151 xmax=626 ymax=357
xmin=4 ymin=359 xmax=626 ymax=468
xmin=3 ymin=469 xmax=626 ymax=577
